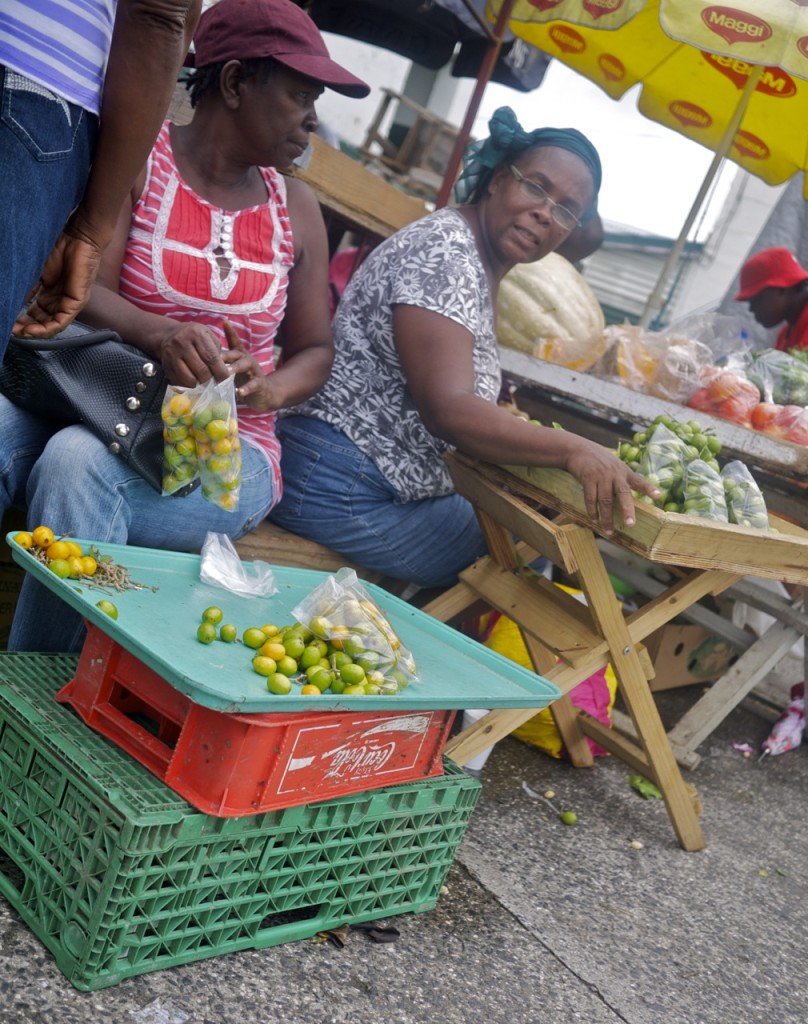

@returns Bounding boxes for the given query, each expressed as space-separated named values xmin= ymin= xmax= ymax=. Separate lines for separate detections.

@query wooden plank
xmin=609 ymin=709 xmax=702 ymax=770
xmin=666 ymin=619 xmax=801 ymax=754
xmin=494 ymin=459 xmax=808 ymax=586
xmin=444 ymin=455 xmax=581 ymax=573
xmin=420 ymin=580 xmax=478 ymax=623
xmin=521 ymin=621 xmax=594 ymax=768
xmin=233 ymin=521 xmax=385 ymax=581
xmin=292 ymin=135 xmax=429 ymax=239
xmin=566 ymin=527 xmax=706 ymax=851
xmin=458 ymin=560 xmax=608 ymax=669
xmin=444 ymin=706 xmax=550 ymax=764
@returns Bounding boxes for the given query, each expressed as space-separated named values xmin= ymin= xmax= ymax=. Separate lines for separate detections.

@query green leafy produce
xmin=682 ymin=459 xmax=728 ymax=521
xmin=618 ymin=414 xmax=721 ymax=514
xmin=721 ymin=461 xmax=769 ymax=530
xmin=629 ymin=774 xmax=662 ymax=800
xmin=743 ymin=349 xmax=808 ymax=406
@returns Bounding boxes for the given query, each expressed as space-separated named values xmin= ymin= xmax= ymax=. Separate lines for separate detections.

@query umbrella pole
xmin=639 ymin=65 xmax=763 ymax=329
xmin=435 ymin=0 xmax=518 ymax=209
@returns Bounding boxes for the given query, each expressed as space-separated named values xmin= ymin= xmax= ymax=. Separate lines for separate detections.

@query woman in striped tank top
xmin=0 ymin=0 xmax=369 ymax=653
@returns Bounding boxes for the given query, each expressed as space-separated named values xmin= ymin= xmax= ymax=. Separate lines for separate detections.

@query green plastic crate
xmin=0 ymin=653 xmax=481 ymax=991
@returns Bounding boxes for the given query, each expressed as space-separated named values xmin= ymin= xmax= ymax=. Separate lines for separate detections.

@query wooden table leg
xmin=567 ymin=528 xmax=706 ymax=852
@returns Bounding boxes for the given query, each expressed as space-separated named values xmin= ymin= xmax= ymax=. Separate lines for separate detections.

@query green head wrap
xmin=454 ymin=106 xmax=602 ymax=221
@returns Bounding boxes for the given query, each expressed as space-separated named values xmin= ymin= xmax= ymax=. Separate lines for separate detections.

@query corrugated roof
xmin=582 ymin=223 xmax=704 ymax=327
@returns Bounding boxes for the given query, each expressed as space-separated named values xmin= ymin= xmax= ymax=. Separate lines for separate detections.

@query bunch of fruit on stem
xmin=13 ymin=525 xmax=99 ymax=579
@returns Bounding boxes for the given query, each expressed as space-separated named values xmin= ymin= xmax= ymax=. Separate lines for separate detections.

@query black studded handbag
xmin=0 ymin=320 xmax=197 ymax=495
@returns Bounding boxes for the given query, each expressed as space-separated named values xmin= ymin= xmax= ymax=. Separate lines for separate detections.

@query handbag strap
xmin=8 ymin=322 xmax=121 ymax=352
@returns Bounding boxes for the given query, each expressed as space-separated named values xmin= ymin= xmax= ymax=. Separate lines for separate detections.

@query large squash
xmin=496 ymin=253 xmax=606 ymax=371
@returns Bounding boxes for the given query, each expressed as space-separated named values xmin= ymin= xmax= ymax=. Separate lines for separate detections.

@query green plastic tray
xmin=0 ymin=652 xmax=481 ymax=990
xmin=7 ymin=535 xmax=561 ymax=713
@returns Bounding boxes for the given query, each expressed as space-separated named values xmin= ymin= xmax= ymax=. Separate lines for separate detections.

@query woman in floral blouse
xmin=271 ymin=107 xmax=658 ymax=588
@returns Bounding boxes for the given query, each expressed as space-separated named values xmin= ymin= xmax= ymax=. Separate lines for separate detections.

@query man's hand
xmin=12 ymin=232 xmax=103 ymax=338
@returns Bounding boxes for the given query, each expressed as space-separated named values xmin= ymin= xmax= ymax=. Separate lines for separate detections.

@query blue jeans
xmin=0 ymin=396 xmax=276 ymax=652
xmin=0 ymin=68 xmax=97 ymax=346
xmin=270 ymin=416 xmax=488 ymax=588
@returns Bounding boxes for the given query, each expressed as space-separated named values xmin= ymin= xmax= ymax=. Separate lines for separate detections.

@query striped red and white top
xmin=119 ymin=121 xmax=296 ymax=500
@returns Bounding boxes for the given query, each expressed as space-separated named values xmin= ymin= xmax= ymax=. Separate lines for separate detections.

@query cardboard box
xmin=646 ymin=623 xmax=739 ymax=691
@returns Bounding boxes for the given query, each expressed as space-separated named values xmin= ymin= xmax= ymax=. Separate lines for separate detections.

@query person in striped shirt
xmin=0 ymin=0 xmax=369 ymax=654
xmin=2 ymin=0 xmax=200 ymax=346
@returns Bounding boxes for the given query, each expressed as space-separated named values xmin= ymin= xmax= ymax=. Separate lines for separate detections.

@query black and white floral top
xmin=289 ymin=208 xmax=501 ymax=501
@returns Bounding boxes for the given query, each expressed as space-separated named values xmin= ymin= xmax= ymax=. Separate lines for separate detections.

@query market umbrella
xmin=439 ymin=0 xmax=808 ymax=325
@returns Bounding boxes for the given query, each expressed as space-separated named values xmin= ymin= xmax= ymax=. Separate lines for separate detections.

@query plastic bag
xmin=637 ymin=422 xmax=690 ymax=508
xmin=588 ymin=323 xmax=661 ymax=391
xmin=161 ymin=376 xmax=242 ymax=508
xmin=161 ymin=385 xmax=200 ymax=495
xmin=742 ymin=348 xmax=808 ymax=406
xmin=648 ymin=334 xmax=714 ymax=404
xmin=721 ymin=461 xmax=769 ymax=530
xmin=193 ymin=376 xmax=242 ymax=511
xmin=661 ymin=311 xmax=753 ymax=362
xmin=291 ymin=567 xmax=419 ymax=691
xmin=687 ymin=360 xmax=761 ymax=426
xmin=199 ymin=531 xmax=277 ymax=597
xmin=750 ymin=402 xmax=808 ymax=445
xmin=467 ymin=603 xmax=618 ymax=760
xmin=682 ymin=458 xmax=728 ymax=521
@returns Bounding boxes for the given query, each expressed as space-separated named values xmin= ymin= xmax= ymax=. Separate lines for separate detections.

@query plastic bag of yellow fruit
xmin=291 ymin=567 xmax=420 ymax=694
xmin=161 ymin=385 xmax=199 ymax=495
xmin=161 ymin=377 xmax=242 ymax=510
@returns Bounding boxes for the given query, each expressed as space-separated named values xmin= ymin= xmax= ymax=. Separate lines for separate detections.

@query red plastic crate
xmin=56 ymin=624 xmax=455 ymax=817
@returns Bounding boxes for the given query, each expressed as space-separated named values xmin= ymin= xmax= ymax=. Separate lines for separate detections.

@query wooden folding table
xmin=424 ymin=452 xmax=808 ymax=852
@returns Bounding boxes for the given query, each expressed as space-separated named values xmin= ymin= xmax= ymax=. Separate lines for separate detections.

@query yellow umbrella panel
xmin=493 ymin=0 xmax=808 ymax=195
xmin=500 ymin=0 xmax=808 ymax=77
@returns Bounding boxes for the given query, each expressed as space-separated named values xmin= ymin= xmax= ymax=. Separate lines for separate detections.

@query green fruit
xmin=283 ymin=635 xmax=307 ymax=660
xmin=219 ymin=623 xmax=238 ymax=643
xmin=197 ymin=622 xmax=216 ymax=644
xmin=309 ymin=668 xmax=335 ymax=692
xmin=243 ymin=627 xmax=267 ymax=650
xmin=48 ymin=558 xmax=72 ymax=579
xmin=339 ymin=663 xmax=366 ymax=686
xmin=202 ymin=605 xmax=223 ymax=624
xmin=267 ymin=672 xmax=292 ymax=696
xmin=276 ymin=655 xmax=298 ymax=676
xmin=96 ymin=599 xmax=119 ymax=621
xmin=252 ymin=655 xmax=278 ymax=677
xmin=560 ymin=811 xmax=578 ymax=826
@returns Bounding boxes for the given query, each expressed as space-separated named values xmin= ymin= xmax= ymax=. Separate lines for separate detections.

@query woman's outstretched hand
xmin=563 ymin=441 xmax=660 ymax=535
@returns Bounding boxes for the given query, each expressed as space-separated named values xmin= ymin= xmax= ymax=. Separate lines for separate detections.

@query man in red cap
xmin=734 ymin=247 xmax=808 ymax=352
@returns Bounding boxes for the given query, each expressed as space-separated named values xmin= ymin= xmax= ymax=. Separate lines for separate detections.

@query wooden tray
xmin=496 ymin=461 xmax=808 ymax=585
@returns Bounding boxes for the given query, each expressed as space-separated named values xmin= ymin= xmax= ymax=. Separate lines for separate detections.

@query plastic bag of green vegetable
xmin=721 ymin=461 xmax=769 ymax=530
xmin=683 ymin=459 xmax=728 ymax=521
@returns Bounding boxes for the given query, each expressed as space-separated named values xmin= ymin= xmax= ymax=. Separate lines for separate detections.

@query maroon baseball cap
xmin=734 ymin=247 xmax=808 ymax=301
xmin=185 ymin=0 xmax=370 ymax=98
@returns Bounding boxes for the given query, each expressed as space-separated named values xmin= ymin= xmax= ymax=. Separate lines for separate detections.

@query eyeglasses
xmin=508 ymin=165 xmax=581 ymax=232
